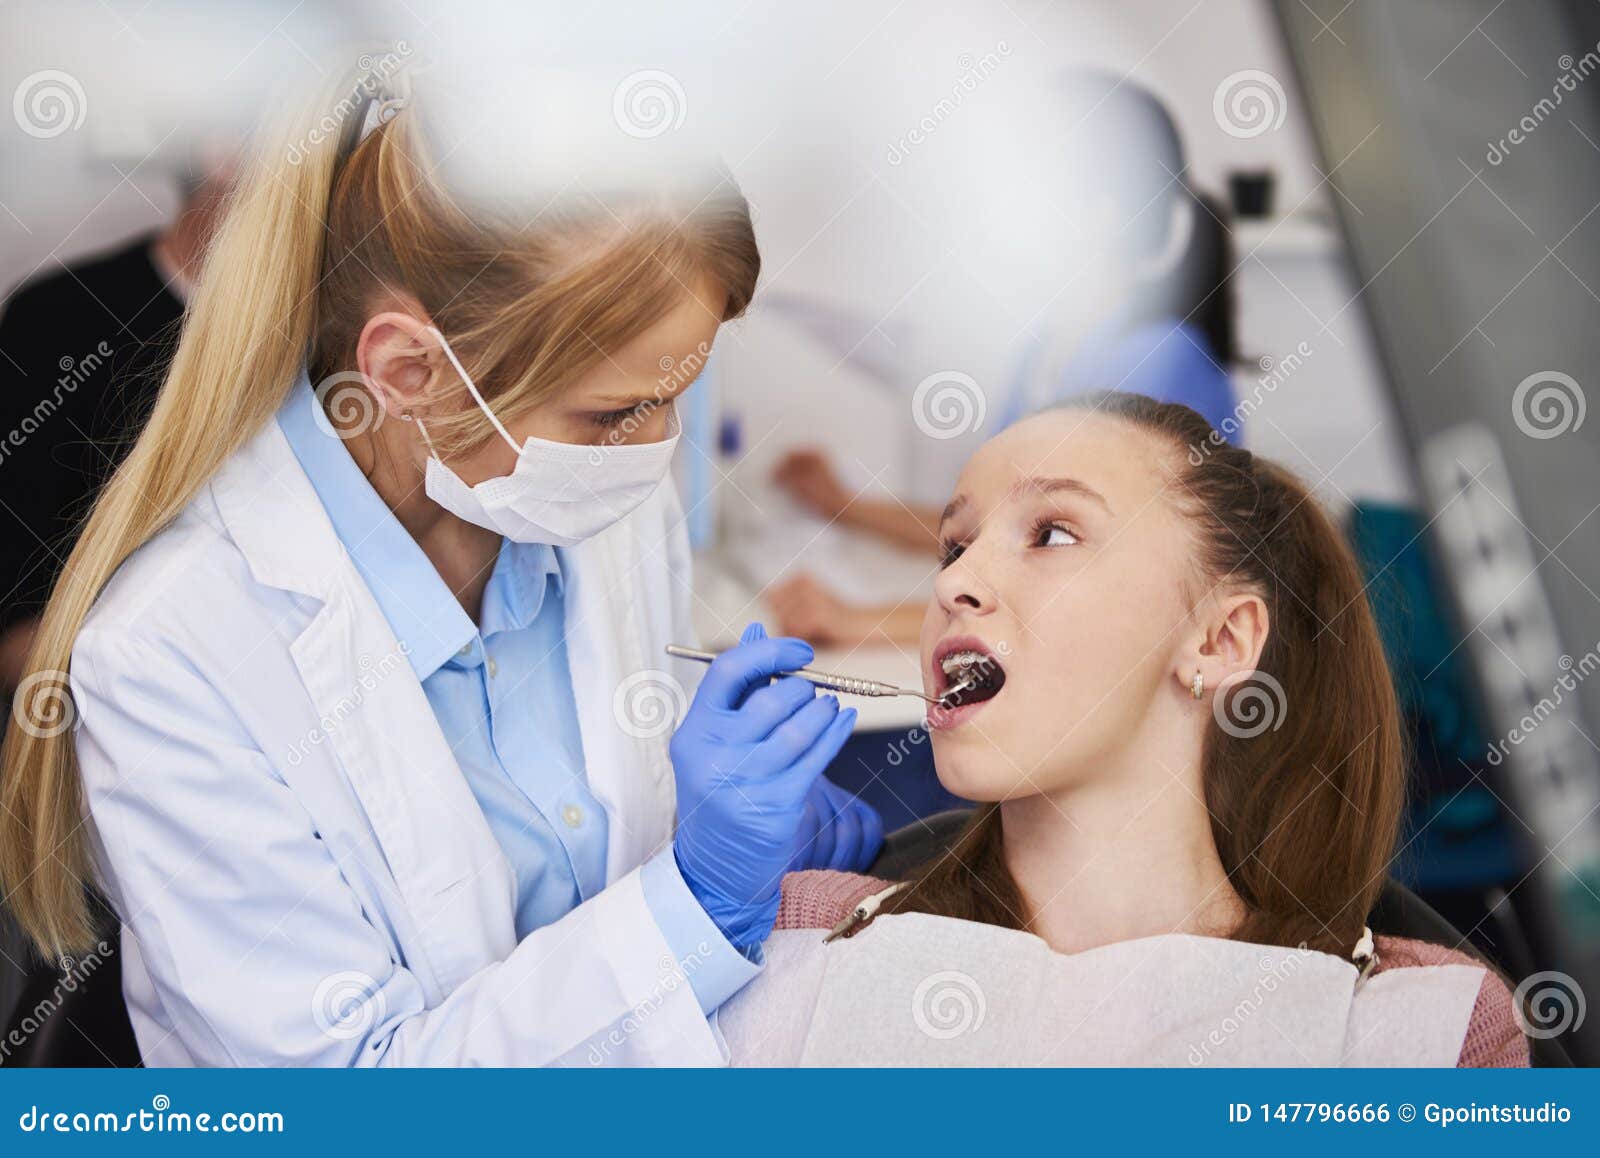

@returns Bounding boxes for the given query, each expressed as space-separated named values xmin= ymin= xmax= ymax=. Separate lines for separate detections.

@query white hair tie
xmin=350 ymin=45 xmax=416 ymax=146
xmin=357 ymin=95 xmax=406 ymax=143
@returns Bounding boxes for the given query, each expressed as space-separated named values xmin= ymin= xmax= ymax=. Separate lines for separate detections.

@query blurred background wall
xmin=0 ymin=0 xmax=1410 ymax=526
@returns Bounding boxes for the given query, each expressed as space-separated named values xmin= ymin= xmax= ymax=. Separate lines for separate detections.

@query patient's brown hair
xmin=887 ymin=392 xmax=1407 ymax=958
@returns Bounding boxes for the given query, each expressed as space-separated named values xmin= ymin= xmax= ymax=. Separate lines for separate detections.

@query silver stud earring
xmin=1190 ymin=670 xmax=1204 ymax=700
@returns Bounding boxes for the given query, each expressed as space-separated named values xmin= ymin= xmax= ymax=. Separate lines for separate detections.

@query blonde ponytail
xmin=0 ymin=65 xmax=366 ymax=958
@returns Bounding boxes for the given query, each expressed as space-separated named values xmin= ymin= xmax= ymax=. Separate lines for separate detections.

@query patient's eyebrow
xmin=939 ymin=494 xmax=968 ymax=525
xmin=1013 ymin=475 xmax=1113 ymax=514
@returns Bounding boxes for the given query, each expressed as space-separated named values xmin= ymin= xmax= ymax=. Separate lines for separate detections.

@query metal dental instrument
xmin=665 ymin=645 xmax=973 ymax=706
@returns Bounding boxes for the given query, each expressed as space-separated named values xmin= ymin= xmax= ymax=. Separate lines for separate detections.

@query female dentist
xmin=0 ymin=62 xmax=880 ymax=1065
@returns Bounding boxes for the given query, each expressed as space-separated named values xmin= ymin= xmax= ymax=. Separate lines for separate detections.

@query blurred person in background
xmin=0 ymin=146 xmax=235 ymax=1040
xmin=0 ymin=154 xmax=235 ymax=695
xmin=769 ymin=74 xmax=1239 ymax=647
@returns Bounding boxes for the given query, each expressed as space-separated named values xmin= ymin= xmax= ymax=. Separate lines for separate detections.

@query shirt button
xmin=457 ymin=643 xmax=472 ymax=658
xmin=486 ymin=657 xmax=499 ymax=678
xmin=562 ymin=804 xmax=584 ymax=828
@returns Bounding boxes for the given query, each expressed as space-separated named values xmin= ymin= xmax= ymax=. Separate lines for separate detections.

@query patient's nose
xmin=934 ymin=549 xmax=997 ymax=616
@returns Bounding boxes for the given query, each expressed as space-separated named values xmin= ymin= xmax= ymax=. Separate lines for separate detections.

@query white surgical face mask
xmin=413 ymin=327 xmax=680 ymax=547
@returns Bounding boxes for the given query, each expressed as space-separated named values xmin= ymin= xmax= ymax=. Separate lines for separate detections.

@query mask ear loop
xmin=398 ymin=407 xmax=443 ymax=462
xmin=424 ymin=326 xmax=523 ymax=455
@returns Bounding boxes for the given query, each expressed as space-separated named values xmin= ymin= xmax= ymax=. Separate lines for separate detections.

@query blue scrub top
xmin=277 ymin=376 xmax=753 ymax=1011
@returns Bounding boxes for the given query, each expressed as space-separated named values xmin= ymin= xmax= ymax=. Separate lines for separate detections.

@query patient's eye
xmin=1030 ymin=518 xmax=1080 ymax=549
xmin=939 ymin=539 xmax=965 ymax=569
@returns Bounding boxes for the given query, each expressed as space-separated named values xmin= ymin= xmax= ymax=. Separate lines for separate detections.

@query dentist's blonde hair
xmin=1 ymin=60 xmax=759 ymax=958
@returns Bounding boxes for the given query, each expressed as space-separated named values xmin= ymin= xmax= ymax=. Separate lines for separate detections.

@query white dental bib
xmin=718 ymin=913 xmax=1484 ymax=1066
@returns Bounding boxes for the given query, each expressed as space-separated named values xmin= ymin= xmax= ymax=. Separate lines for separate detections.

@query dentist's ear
xmin=355 ymin=310 xmax=443 ymax=417
xmin=1179 ymin=591 xmax=1270 ymax=700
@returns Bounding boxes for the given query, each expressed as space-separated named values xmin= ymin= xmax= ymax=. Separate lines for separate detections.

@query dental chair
xmin=869 ymin=809 xmax=1571 ymax=1068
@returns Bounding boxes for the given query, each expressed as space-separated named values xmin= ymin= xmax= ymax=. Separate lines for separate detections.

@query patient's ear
xmin=1178 ymin=591 xmax=1269 ymax=698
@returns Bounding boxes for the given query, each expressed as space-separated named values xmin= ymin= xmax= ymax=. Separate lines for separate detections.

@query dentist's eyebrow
xmin=591 ymin=392 xmax=659 ymax=407
xmin=1013 ymin=475 xmax=1114 ymax=515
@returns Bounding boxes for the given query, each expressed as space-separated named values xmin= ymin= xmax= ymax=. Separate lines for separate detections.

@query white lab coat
xmin=70 ymin=415 xmax=729 ymax=1065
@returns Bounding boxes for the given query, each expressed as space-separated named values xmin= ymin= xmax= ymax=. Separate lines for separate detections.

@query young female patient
xmin=721 ymin=392 xmax=1527 ymax=1067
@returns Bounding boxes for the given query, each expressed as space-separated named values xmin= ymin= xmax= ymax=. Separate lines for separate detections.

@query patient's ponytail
xmin=891 ymin=392 xmax=1405 ymax=958
xmin=1184 ymin=441 xmax=1406 ymax=957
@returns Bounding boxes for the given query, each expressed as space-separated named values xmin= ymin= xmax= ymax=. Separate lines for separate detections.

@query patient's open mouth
xmin=935 ymin=644 xmax=1007 ymax=710
xmin=941 ymin=652 xmax=1007 ymax=706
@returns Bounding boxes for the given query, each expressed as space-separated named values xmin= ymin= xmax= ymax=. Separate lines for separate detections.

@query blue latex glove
xmin=670 ymin=623 xmax=860 ymax=949
xmin=794 ymin=775 xmax=885 ymax=875
xmin=733 ymin=624 xmax=884 ymax=875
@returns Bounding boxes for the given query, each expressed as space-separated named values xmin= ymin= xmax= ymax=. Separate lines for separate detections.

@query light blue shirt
xmin=278 ymin=377 xmax=755 ymax=1014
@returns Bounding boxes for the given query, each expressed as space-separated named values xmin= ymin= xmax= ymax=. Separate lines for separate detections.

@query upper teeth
xmin=940 ymin=650 xmax=989 ymax=675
